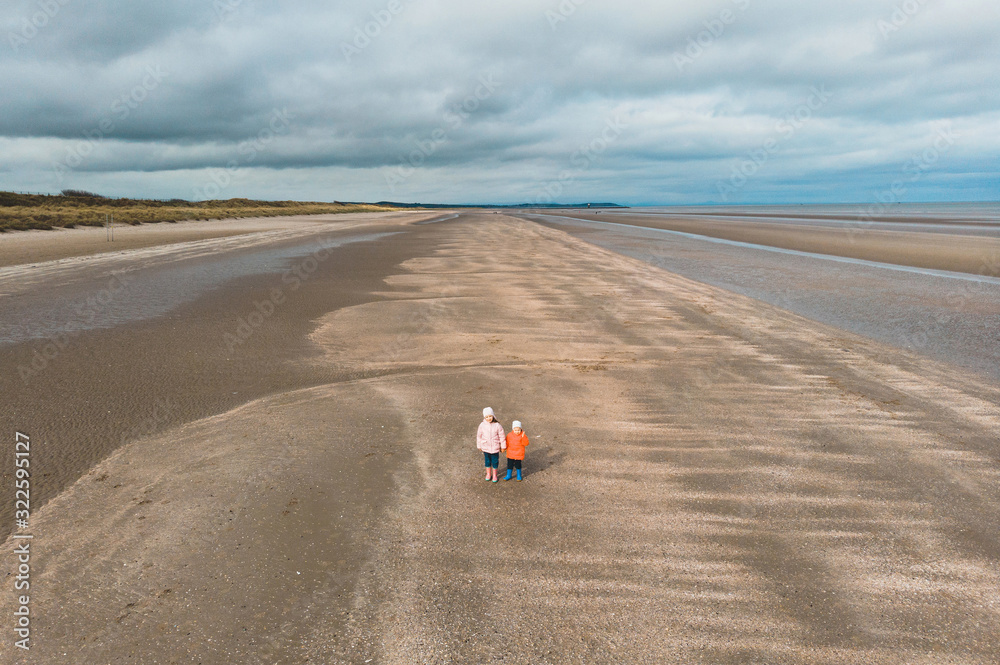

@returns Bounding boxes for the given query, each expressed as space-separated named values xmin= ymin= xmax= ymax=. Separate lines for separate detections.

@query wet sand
xmin=547 ymin=210 xmax=1000 ymax=277
xmin=0 ymin=212 xmax=423 ymax=269
xmin=0 ymin=211 xmax=443 ymax=533
xmin=3 ymin=214 xmax=1000 ymax=663
xmin=527 ymin=212 xmax=1000 ymax=384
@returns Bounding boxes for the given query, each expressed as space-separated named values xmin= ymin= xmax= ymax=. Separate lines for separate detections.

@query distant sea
xmin=620 ymin=202 xmax=1000 ymax=222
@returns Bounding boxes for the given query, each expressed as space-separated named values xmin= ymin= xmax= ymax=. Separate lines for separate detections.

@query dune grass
xmin=0 ymin=191 xmax=397 ymax=232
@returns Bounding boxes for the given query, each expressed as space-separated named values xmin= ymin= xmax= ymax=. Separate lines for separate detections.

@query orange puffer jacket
xmin=505 ymin=431 xmax=529 ymax=460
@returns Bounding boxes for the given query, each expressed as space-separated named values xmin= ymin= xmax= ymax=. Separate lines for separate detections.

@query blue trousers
xmin=483 ymin=452 xmax=499 ymax=468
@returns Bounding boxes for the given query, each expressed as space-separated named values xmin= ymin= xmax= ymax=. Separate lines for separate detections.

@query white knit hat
xmin=483 ymin=407 xmax=495 ymax=417
xmin=512 ymin=420 xmax=522 ymax=429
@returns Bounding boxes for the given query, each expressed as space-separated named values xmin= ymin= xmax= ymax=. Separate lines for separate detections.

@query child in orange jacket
xmin=503 ymin=420 xmax=529 ymax=481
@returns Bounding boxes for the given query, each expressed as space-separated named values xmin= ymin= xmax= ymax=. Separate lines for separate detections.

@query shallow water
xmin=529 ymin=213 xmax=1000 ymax=383
xmin=0 ymin=231 xmax=396 ymax=345
xmin=619 ymin=202 xmax=1000 ymax=221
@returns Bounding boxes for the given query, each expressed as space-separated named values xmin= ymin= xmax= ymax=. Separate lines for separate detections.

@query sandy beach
xmin=2 ymin=213 xmax=1000 ymax=663
xmin=550 ymin=209 xmax=1000 ymax=277
xmin=0 ymin=212 xmax=430 ymax=269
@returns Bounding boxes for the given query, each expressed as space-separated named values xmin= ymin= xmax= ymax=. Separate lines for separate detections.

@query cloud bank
xmin=1 ymin=0 xmax=997 ymax=203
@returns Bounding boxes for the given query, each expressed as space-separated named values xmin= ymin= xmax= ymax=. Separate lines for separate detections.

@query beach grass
xmin=0 ymin=191 xmax=398 ymax=232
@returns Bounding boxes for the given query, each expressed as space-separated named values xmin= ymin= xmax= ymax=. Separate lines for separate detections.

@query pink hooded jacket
xmin=477 ymin=420 xmax=506 ymax=454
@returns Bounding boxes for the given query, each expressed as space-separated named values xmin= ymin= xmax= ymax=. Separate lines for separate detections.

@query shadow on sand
xmin=524 ymin=443 xmax=566 ymax=477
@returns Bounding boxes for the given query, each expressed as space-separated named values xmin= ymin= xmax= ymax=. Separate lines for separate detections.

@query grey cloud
xmin=0 ymin=0 xmax=997 ymax=203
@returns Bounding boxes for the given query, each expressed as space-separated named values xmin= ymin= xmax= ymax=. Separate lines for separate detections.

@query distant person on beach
xmin=477 ymin=407 xmax=506 ymax=483
xmin=504 ymin=420 xmax=529 ymax=482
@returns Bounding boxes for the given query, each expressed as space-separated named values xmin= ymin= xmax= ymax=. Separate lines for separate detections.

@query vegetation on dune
xmin=0 ymin=191 xmax=397 ymax=232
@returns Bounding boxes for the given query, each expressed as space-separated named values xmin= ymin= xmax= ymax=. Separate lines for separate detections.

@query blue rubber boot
xmin=504 ymin=469 xmax=513 ymax=481
xmin=516 ymin=468 xmax=523 ymax=481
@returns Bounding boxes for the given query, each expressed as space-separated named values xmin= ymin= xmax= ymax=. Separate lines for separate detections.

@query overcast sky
xmin=1 ymin=0 xmax=997 ymax=204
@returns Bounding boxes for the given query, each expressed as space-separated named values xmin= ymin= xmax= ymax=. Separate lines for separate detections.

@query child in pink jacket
xmin=477 ymin=407 xmax=506 ymax=483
